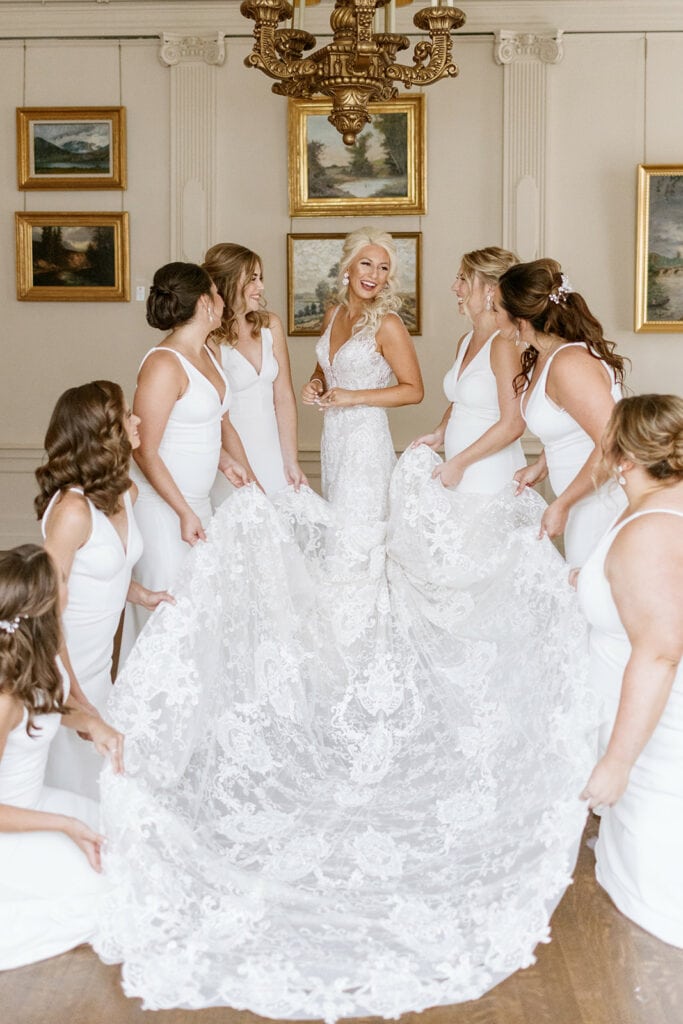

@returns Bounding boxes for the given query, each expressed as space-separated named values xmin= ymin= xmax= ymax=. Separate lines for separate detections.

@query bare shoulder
xmin=490 ymin=331 xmax=521 ymax=366
xmin=551 ymin=344 xmax=608 ymax=378
xmin=613 ymin=510 xmax=683 ymax=559
xmin=137 ymin=346 xmax=187 ymax=393
xmin=266 ymin=310 xmax=284 ymax=334
xmin=46 ymin=488 xmax=91 ymax=528
xmin=321 ymin=305 xmax=339 ymax=331
xmin=0 ymin=692 xmax=23 ymax=738
xmin=377 ymin=310 xmax=411 ymax=345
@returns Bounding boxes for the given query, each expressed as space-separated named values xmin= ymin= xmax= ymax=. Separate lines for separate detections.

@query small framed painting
xmin=287 ymin=232 xmax=421 ymax=336
xmin=16 ymin=211 xmax=130 ymax=301
xmin=16 ymin=106 xmax=127 ymax=190
xmin=635 ymin=164 xmax=683 ymax=332
xmin=288 ymin=96 xmax=426 ymax=217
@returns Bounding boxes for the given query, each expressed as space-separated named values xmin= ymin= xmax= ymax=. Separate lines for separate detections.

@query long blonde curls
xmin=0 ymin=545 xmax=67 ymax=736
xmin=35 ymin=380 xmax=132 ymax=520
xmin=202 ymin=242 xmax=270 ymax=345
xmin=335 ymin=227 xmax=402 ymax=335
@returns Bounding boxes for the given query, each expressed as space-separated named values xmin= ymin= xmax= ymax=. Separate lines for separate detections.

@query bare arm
xmin=581 ymin=514 xmax=683 ymax=807
xmin=302 ymin=305 xmax=335 ymax=405
xmin=270 ymin=314 xmax=307 ymax=487
xmin=432 ymin=334 xmax=524 ymax=487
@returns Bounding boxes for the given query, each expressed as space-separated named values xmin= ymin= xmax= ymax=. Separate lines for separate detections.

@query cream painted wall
xmin=1 ymin=3 xmax=682 ymax=545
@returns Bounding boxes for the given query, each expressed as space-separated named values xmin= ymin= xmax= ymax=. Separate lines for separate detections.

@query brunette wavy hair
xmin=202 ymin=243 xmax=270 ymax=345
xmin=497 ymin=259 xmax=625 ymax=395
xmin=335 ymin=227 xmax=402 ymax=335
xmin=0 ymin=545 xmax=67 ymax=735
xmin=35 ymin=380 xmax=132 ymax=520
xmin=600 ymin=394 xmax=683 ymax=484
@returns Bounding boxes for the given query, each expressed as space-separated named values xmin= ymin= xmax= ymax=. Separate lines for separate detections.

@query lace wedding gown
xmin=95 ymin=317 xmax=595 ymax=1020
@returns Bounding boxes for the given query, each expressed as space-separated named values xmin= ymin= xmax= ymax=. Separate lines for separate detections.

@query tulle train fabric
xmin=96 ymin=447 xmax=595 ymax=1021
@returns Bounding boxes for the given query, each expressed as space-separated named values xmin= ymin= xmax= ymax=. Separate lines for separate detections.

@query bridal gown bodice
xmin=578 ymin=509 xmax=683 ymax=947
xmin=96 ymin=310 xmax=595 ymax=1020
xmin=443 ymin=330 xmax=526 ymax=493
xmin=522 ymin=343 xmax=625 ymax=565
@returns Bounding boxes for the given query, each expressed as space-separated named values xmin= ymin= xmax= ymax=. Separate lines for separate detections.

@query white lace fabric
xmin=95 ymin=440 xmax=595 ymax=1021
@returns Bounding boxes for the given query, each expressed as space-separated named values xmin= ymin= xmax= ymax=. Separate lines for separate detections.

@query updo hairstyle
xmin=202 ymin=243 xmax=269 ymax=345
xmin=497 ymin=258 xmax=625 ymax=394
xmin=601 ymin=394 xmax=683 ymax=483
xmin=146 ymin=262 xmax=213 ymax=331
xmin=0 ymin=545 xmax=67 ymax=735
xmin=336 ymin=227 xmax=402 ymax=334
xmin=460 ymin=246 xmax=519 ymax=287
xmin=35 ymin=380 xmax=132 ymax=519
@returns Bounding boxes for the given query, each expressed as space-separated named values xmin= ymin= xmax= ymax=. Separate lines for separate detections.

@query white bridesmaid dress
xmin=522 ymin=342 xmax=626 ymax=566
xmin=0 ymin=674 xmax=108 ymax=969
xmin=578 ymin=509 xmax=683 ymax=947
xmin=211 ymin=327 xmax=288 ymax=506
xmin=43 ymin=487 xmax=142 ymax=799
xmin=123 ymin=346 xmax=229 ymax=650
xmin=443 ymin=330 xmax=526 ymax=493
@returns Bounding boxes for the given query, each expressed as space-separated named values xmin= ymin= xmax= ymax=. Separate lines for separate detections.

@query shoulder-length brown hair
xmin=0 ymin=545 xmax=67 ymax=735
xmin=497 ymin=259 xmax=626 ymax=395
xmin=202 ymin=242 xmax=270 ymax=345
xmin=35 ymin=380 xmax=132 ymax=520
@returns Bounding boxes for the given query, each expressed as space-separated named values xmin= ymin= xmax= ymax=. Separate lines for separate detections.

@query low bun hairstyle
xmin=146 ymin=262 xmax=213 ymax=331
xmin=497 ymin=258 xmax=625 ymax=394
xmin=601 ymin=394 xmax=683 ymax=483
xmin=0 ymin=545 xmax=67 ymax=735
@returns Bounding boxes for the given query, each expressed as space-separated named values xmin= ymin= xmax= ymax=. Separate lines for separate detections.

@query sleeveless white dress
xmin=123 ymin=346 xmax=229 ymax=649
xmin=211 ymin=327 xmax=288 ymax=506
xmin=43 ymin=488 xmax=142 ymax=799
xmin=0 ymin=673 xmax=109 ymax=969
xmin=578 ymin=509 xmax=683 ymax=947
xmin=522 ymin=343 xmax=626 ymax=567
xmin=443 ymin=330 xmax=526 ymax=493
xmin=94 ymin=312 xmax=595 ymax=1019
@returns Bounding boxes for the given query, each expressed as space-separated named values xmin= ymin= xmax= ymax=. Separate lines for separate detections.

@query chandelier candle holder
xmin=240 ymin=0 xmax=466 ymax=144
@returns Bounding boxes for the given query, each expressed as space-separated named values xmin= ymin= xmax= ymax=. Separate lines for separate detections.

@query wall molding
xmin=0 ymin=2 xmax=681 ymax=39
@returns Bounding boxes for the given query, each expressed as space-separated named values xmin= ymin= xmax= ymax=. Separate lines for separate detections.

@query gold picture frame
xmin=287 ymin=231 xmax=421 ymax=336
xmin=16 ymin=106 xmax=127 ymax=190
xmin=288 ymin=96 xmax=426 ymax=217
xmin=16 ymin=211 xmax=130 ymax=302
xmin=635 ymin=164 xmax=683 ymax=332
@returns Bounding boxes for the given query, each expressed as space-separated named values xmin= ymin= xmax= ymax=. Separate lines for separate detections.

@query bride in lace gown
xmin=94 ymin=232 xmax=595 ymax=1021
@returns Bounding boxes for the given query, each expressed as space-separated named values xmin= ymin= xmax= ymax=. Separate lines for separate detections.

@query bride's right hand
xmin=411 ymin=431 xmax=443 ymax=451
xmin=302 ymin=379 xmax=325 ymax=405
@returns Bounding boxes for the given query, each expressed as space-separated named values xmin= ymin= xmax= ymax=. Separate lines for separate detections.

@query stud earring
xmin=616 ymin=464 xmax=626 ymax=486
xmin=342 ymin=272 xmax=349 ymax=286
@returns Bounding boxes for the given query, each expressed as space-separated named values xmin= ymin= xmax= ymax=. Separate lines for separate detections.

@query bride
xmin=95 ymin=230 xmax=595 ymax=1021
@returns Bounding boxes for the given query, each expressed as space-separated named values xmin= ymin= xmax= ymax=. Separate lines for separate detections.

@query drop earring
xmin=342 ymin=272 xmax=349 ymax=287
xmin=616 ymin=465 xmax=626 ymax=486
xmin=514 ymin=328 xmax=521 ymax=347
xmin=485 ymin=293 xmax=492 ymax=312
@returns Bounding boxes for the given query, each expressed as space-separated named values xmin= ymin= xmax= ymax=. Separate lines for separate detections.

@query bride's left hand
xmin=317 ymin=388 xmax=357 ymax=409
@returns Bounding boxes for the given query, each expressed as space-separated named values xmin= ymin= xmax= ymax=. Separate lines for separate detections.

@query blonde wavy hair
xmin=460 ymin=246 xmax=519 ymax=288
xmin=0 ymin=545 xmax=67 ymax=736
xmin=202 ymin=242 xmax=270 ymax=345
xmin=600 ymin=394 xmax=683 ymax=484
xmin=335 ymin=227 xmax=402 ymax=335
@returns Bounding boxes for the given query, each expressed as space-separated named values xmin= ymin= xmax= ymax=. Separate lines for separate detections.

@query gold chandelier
xmin=239 ymin=0 xmax=466 ymax=144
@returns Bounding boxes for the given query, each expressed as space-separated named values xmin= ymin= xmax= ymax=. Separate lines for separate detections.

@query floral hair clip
xmin=0 ymin=616 xmax=22 ymax=635
xmin=548 ymin=273 xmax=573 ymax=305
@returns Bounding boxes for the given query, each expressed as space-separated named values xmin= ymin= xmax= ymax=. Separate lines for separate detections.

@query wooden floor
xmin=2 ymin=816 xmax=682 ymax=1024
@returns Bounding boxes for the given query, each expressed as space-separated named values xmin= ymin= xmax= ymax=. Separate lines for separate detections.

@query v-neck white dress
xmin=43 ymin=487 xmax=142 ymax=799
xmin=443 ymin=330 xmax=526 ymax=494
xmin=211 ymin=327 xmax=287 ymax=505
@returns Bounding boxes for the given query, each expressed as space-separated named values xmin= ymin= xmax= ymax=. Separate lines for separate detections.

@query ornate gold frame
xmin=15 ymin=211 xmax=130 ymax=302
xmin=287 ymin=231 xmax=421 ymax=336
xmin=635 ymin=164 xmax=683 ymax=332
xmin=16 ymin=106 xmax=127 ymax=190
xmin=288 ymin=96 xmax=426 ymax=217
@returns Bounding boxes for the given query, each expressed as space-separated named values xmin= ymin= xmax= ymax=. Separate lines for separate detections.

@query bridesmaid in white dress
xmin=411 ymin=246 xmax=525 ymax=493
xmin=493 ymin=258 xmax=627 ymax=566
xmin=124 ymin=263 xmax=251 ymax=646
xmin=202 ymin=243 xmax=307 ymax=500
xmin=0 ymin=545 xmax=123 ymax=968
xmin=36 ymin=382 xmax=172 ymax=798
xmin=578 ymin=395 xmax=683 ymax=947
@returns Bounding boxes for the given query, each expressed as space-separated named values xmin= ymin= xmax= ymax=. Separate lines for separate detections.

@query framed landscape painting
xmin=15 ymin=211 xmax=130 ymax=301
xmin=635 ymin=164 xmax=683 ymax=332
xmin=16 ymin=106 xmax=127 ymax=189
xmin=287 ymin=232 xmax=422 ymax=336
xmin=288 ymin=96 xmax=425 ymax=217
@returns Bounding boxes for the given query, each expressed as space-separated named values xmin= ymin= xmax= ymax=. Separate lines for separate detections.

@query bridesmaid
xmin=36 ymin=381 xmax=172 ymax=798
xmin=494 ymin=258 xmax=626 ymax=566
xmin=123 ymin=262 xmax=250 ymax=648
xmin=412 ymin=246 xmax=524 ymax=492
xmin=578 ymin=394 xmax=683 ymax=947
xmin=0 ymin=544 xmax=123 ymax=969
xmin=202 ymin=242 xmax=307 ymax=499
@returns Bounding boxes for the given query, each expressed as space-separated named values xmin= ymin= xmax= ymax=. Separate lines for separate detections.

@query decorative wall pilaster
xmin=494 ymin=31 xmax=563 ymax=261
xmin=159 ymin=32 xmax=226 ymax=262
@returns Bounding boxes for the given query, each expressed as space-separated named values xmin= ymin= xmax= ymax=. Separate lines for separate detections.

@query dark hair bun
xmin=146 ymin=262 xmax=212 ymax=331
